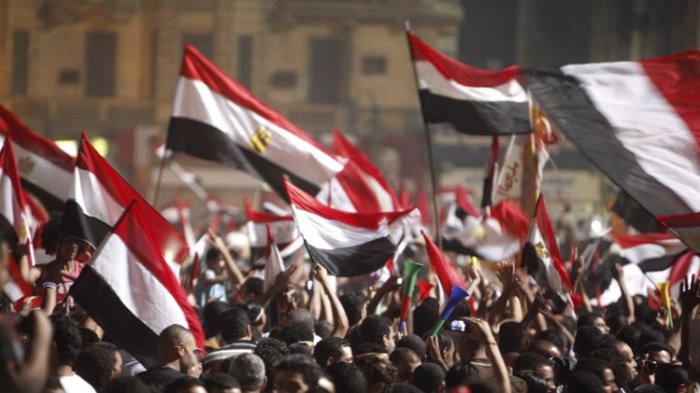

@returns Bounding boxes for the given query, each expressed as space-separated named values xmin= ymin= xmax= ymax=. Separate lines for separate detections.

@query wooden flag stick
xmin=405 ymin=20 xmax=442 ymax=249
xmin=152 ymin=148 xmax=168 ymax=207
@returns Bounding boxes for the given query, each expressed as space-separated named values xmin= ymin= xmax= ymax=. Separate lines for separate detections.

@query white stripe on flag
xmin=291 ymin=206 xmax=390 ymax=249
xmin=72 ymin=168 xmax=124 ymax=226
xmin=415 ymin=61 xmax=528 ymax=102
xmin=562 ymin=61 xmax=700 ymax=211
xmin=172 ymin=77 xmax=343 ymax=185
xmin=90 ymin=233 xmax=189 ymax=335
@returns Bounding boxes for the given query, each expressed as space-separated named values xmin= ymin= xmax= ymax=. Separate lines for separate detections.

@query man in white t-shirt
xmin=50 ymin=314 xmax=96 ymax=393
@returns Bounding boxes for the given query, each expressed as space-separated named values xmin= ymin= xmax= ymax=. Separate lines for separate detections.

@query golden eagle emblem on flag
xmin=250 ymin=127 xmax=272 ymax=153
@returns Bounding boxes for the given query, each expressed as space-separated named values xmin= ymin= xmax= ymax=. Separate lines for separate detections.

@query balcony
xmin=1 ymin=97 xmax=156 ymax=136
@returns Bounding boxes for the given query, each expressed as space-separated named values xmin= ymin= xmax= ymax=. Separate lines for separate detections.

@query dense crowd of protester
xmin=1 ymin=212 xmax=699 ymax=393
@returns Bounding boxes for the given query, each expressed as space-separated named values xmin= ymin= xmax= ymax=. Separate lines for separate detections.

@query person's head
xmin=50 ymin=313 xmax=82 ymax=369
xmin=239 ymin=278 xmax=264 ymax=303
xmin=219 ymin=307 xmax=253 ymax=344
xmin=396 ymin=334 xmax=427 ymax=360
xmin=445 ymin=361 xmax=482 ymax=388
xmin=74 ymin=342 xmax=123 ymax=391
xmin=339 ymin=293 xmax=366 ymax=327
xmin=157 ymin=324 xmax=201 ymax=375
xmin=277 ymin=285 xmax=305 ymax=317
xmin=274 ymin=354 xmax=323 ymax=393
xmin=514 ymin=370 xmax=549 ymax=393
xmin=413 ymin=299 xmax=439 ymax=338
xmin=206 ymin=248 xmax=225 ymax=273
xmin=56 ymin=236 xmax=86 ymax=264
xmin=314 ymin=336 xmax=352 ymax=369
xmin=613 ymin=341 xmax=637 ymax=380
xmin=279 ymin=320 xmax=314 ymax=347
xmin=534 ymin=330 xmax=567 ymax=354
xmin=498 ymin=322 xmax=528 ymax=354
xmin=655 ymin=363 xmax=691 ymax=393
xmin=202 ymin=301 xmax=230 ymax=339
xmin=164 ymin=376 xmax=207 ymax=393
xmin=254 ymin=337 xmax=289 ymax=390
xmin=528 ymin=340 xmax=562 ymax=359
xmin=355 ymin=353 xmax=397 ymax=393
xmin=436 ymin=332 xmax=457 ymax=367
xmin=574 ymin=358 xmax=618 ymax=393
xmin=565 ymin=371 xmax=604 ymax=393
xmin=640 ymin=342 xmax=674 ymax=365
xmin=578 ymin=312 xmax=610 ymax=334
xmin=512 ymin=353 xmax=556 ymax=393
xmin=390 ymin=348 xmax=422 ymax=382
xmin=204 ymin=372 xmax=242 ymax=393
xmin=590 ymin=347 xmax=630 ymax=392
xmin=616 ymin=325 xmax=641 ymax=355
xmin=574 ymin=326 xmax=603 ymax=358
xmin=412 ymin=362 xmax=445 ymax=393
xmin=230 ymin=353 xmax=267 ymax=393
xmin=326 ymin=361 xmax=368 ymax=393
xmin=359 ymin=315 xmax=394 ymax=352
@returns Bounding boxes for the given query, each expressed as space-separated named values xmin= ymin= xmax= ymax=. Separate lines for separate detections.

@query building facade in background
xmin=0 ymin=0 xmax=697 ymax=216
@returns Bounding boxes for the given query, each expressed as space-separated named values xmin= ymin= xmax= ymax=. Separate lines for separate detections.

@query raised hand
xmin=679 ymin=274 xmax=700 ymax=313
xmin=461 ymin=317 xmax=497 ymax=345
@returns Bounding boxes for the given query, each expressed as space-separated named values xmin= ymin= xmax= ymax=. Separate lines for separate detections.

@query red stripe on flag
xmin=245 ymin=199 xmax=294 ymax=223
xmin=179 ymin=45 xmax=326 ymax=152
xmin=534 ymin=195 xmax=573 ymax=291
xmin=406 ymin=31 xmax=520 ymax=87
xmin=0 ymin=105 xmax=75 ymax=171
xmin=640 ymin=51 xmax=700 ymax=151
xmin=113 ymin=202 xmax=205 ymax=350
xmin=421 ymin=230 xmax=465 ymax=296
xmin=284 ymin=178 xmax=414 ymax=229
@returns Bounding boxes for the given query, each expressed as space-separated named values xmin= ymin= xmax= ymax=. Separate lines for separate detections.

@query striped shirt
xmin=202 ymin=340 xmax=257 ymax=371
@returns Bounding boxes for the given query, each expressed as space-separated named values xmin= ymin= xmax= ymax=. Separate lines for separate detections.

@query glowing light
xmin=590 ymin=219 xmax=602 ymax=234
xmin=56 ymin=140 xmax=77 ymax=156
xmin=56 ymin=137 xmax=109 ymax=157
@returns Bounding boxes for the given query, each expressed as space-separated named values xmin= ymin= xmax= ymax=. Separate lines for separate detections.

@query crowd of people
xmin=1 ymin=210 xmax=699 ymax=393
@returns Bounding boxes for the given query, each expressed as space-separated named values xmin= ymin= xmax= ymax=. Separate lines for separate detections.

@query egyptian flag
xmin=70 ymin=134 xmax=189 ymax=263
xmin=331 ymin=131 xmax=399 ymax=212
xmin=520 ymin=51 xmax=700 ymax=252
xmin=259 ymin=225 xmax=286 ymax=291
xmin=521 ymin=195 xmax=573 ymax=300
xmin=285 ymin=178 xmax=418 ymax=277
xmin=167 ymin=44 xmax=343 ymax=199
xmin=406 ymin=31 xmax=529 ymax=136
xmin=421 ymin=230 xmax=465 ymax=296
xmin=245 ymin=200 xmax=303 ymax=263
xmin=0 ymin=105 xmax=75 ymax=213
xmin=441 ymin=200 xmax=529 ymax=261
xmin=0 ymin=139 xmax=35 ymax=301
xmin=70 ymin=202 xmax=204 ymax=368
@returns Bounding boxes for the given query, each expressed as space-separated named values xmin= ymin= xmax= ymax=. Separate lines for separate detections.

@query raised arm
xmin=612 ymin=264 xmax=635 ymax=324
xmin=314 ymin=264 xmax=350 ymax=338
xmin=207 ymin=230 xmax=245 ymax=289
xmin=465 ymin=317 xmax=511 ymax=393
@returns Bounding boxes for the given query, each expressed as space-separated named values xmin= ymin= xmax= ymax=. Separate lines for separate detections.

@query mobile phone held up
xmin=449 ymin=320 xmax=472 ymax=333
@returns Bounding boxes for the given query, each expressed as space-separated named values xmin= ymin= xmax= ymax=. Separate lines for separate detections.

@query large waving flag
xmin=70 ymin=202 xmax=204 ymax=368
xmin=0 ymin=105 xmax=75 ymax=213
xmin=167 ymin=44 xmax=343 ymax=199
xmin=0 ymin=139 xmax=34 ymax=301
xmin=245 ymin=200 xmax=302 ymax=263
xmin=332 ymin=131 xmax=399 ymax=212
xmin=520 ymin=51 xmax=700 ymax=252
xmin=441 ymin=200 xmax=529 ymax=261
xmin=285 ymin=178 xmax=417 ymax=277
xmin=521 ymin=195 xmax=572 ymax=300
xmin=406 ymin=31 xmax=529 ymax=136
xmin=69 ymin=134 xmax=189 ymax=263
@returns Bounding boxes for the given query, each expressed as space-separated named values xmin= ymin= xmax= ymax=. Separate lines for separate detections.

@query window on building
xmin=270 ymin=71 xmax=297 ymax=88
xmin=11 ymin=31 xmax=29 ymax=95
xmin=309 ymin=38 xmax=344 ymax=104
xmin=362 ymin=56 xmax=386 ymax=75
xmin=85 ymin=31 xmax=117 ymax=97
xmin=184 ymin=33 xmax=213 ymax=59
xmin=58 ymin=69 xmax=80 ymax=85
xmin=238 ymin=35 xmax=253 ymax=89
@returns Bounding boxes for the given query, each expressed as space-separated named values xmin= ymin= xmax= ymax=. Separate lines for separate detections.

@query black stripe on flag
xmin=418 ymin=90 xmax=530 ymax=136
xmin=168 ymin=117 xmax=321 ymax=198
xmin=0 ymin=215 xmax=19 ymax=247
xmin=638 ymin=251 xmax=686 ymax=273
xmin=61 ymin=200 xmax=112 ymax=248
xmin=70 ymin=265 xmax=159 ymax=368
xmin=612 ymin=192 xmax=663 ymax=233
xmin=305 ymin=237 xmax=395 ymax=277
xmin=521 ymin=71 xmax=692 ymax=217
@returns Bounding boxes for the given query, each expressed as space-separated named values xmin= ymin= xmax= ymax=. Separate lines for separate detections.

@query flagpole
xmin=405 ymin=21 xmax=442 ymax=250
xmin=152 ymin=148 xmax=168 ymax=206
